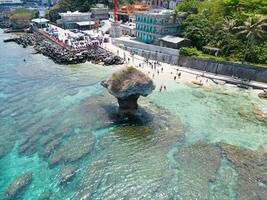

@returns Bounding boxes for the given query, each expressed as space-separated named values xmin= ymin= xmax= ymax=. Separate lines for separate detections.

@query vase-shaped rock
xmin=101 ymin=67 xmax=155 ymax=115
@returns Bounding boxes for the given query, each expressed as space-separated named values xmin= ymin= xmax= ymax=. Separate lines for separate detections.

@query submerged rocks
xmin=175 ymin=141 xmax=221 ymax=199
xmin=59 ymin=165 xmax=77 ymax=184
xmin=4 ymin=172 xmax=33 ymax=200
xmin=238 ymin=103 xmax=267 ymax=123
xmin=39 ymin=190 xmax=53 ymax=200
xmin=101 ymin=67 xmax=155 ymax=115
xmin=219 ymin=143 xmax=267 ymax=199
xmin=48 ymin=133 xmax=95 ymax=167
xmin=258 ymin=91 xmax=267 ymax=99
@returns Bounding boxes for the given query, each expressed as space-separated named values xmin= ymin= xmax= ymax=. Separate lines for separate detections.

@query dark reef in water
xmin=3 ymin=172 xmax=33 ymax=200
xmin=219 ymin=143 xmax=267 ymax=199
xmin=59 ymin=165 xmax=77 ymax=184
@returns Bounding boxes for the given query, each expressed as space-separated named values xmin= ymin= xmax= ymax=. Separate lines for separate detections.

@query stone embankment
xmin=4 ymin=33 xmax=124 ymax=65
xmin=178 ymin=55 xmax=267 ymax=83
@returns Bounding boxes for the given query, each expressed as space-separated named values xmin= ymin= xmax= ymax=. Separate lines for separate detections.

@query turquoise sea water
xmin=0 ymin=30 xmax=267 ymax=200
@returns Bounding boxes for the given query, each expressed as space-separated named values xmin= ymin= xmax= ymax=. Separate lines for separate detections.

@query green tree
xmin=182 ymin=14 xmax=211 ymax=49
xmin=246 ymin=42 xmax=267 ymax=64
xmin=235 ymin=16 xmax=267 ymax=62
xmin=175 ymin=0 xmax=200 ymax=14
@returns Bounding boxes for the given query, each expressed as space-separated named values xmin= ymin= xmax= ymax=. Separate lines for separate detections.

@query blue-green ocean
xmin=0 ymin=29 xmax=267 ymax=200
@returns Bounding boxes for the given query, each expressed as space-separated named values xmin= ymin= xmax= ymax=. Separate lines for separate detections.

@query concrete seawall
xmin=178 ymin=56 xmax=267 ymax=83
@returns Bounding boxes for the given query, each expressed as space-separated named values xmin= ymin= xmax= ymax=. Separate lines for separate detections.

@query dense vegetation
xmin=10 ymin=8 xmax=39 ymax=21
xmin=176 ymin=0 xmax=267 ymax=65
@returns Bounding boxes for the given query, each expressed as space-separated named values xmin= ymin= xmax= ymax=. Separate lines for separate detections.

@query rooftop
xmin=136 ymin=9 xmax=175 ymax=16
xmin=120 ymin=22 xmax=136 ymax=29
xmin=59 ymin=11 xmax=91 ymax=17
xmin=31 ymin=18 xmax=49 ymax=24
xmin=159 ymin=35 xmax=190 ymax=44
xmin=75 ymin=21 xmax=95 ymax=26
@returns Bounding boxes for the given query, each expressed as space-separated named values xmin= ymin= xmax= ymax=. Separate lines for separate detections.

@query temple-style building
xmin=116 ymin=3 xmax=150 ymax=23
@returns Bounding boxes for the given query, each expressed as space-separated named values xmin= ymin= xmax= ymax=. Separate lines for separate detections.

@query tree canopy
xmin=176 ymin=0 xmax=267 ymax=65
xmin=11 ymin=8 xmax=39 ymax=21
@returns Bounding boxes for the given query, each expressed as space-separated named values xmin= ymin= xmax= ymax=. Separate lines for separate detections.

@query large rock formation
xmin=101 ymin=67 xmax=155 ymax=115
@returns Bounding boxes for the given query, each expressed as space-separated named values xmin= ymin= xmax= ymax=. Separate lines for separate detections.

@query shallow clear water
xmin=0 ymin=30 xmax=267 ymax=200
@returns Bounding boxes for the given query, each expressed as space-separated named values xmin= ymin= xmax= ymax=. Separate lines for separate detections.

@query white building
xmin=57 ymin=11 xmax=92 ymax=29
xmin=91 ymin=4 xmax=109 ymax=20
xmin=0 ymin=0 xmax=22 ymax=5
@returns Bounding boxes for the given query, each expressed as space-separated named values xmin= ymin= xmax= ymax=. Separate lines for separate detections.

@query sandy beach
xmin=103 ymin=41 xmax=267 ymax=94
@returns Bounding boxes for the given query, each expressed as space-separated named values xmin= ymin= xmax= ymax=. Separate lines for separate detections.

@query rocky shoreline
xmin=4 ymin=32 xmax=124 ymax=65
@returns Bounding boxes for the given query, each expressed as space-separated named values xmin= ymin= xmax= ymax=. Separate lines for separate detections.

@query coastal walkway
xmin=103 ymin=41 xmax=267 ymax=90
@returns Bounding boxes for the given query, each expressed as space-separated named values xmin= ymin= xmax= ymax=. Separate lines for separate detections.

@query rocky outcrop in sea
xmin=101 ymin=67 xmax=155 ymax=116
xmin=4 ymin=33 xmax=124 ymax=65
xmin=59 ymin=165 xmax=77 ymax=184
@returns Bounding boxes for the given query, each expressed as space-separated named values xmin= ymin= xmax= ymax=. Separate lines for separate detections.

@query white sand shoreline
xmin=102 ymin=41 xmax=267 ymax=95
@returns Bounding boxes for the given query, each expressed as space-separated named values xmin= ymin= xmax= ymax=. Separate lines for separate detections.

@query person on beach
xmin=157 ymin=70 xmax=159 ymax=75
xmin=164 ymin=86 xmax=166 ymax=90
xmin=178 ymin=72 xmax=181 ymax=78
xmin=152 ymin=74 xmax=155 ymax=79
xmin=160 ymin=85 xmax=163 ymax=92
xmin=161 ymin=67 xmax=163 ymax=72
xmin=174 ymin=76 xmax=177 ymax=81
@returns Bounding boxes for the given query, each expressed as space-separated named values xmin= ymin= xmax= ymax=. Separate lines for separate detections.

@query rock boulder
xmin=101 ymin=67 xmax=155 ymax=115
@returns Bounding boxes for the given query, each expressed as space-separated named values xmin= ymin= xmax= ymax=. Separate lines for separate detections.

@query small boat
xmin=211 ymin=79 xmax=226 ymax=85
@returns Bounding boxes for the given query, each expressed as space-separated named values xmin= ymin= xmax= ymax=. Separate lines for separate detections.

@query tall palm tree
xmin=235 ymin=16 xmax=267 ymax=63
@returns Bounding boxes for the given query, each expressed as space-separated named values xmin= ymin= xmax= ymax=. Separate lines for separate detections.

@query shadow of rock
xmin=76 ymin=95 xmax=184 ymax=199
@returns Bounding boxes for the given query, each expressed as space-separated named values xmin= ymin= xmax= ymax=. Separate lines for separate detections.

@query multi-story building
xmin=0 ymin=0 xmax=22 ymax=5
xmin=90 ymin=4 xmax=109 ymax=21
xmin=142 ymin=0 xmax=183 ymax=9
xmin=135 ymin=9 xmax=181 ymax=44
xmin=57 ymin=11 xmax=92 ymax=29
